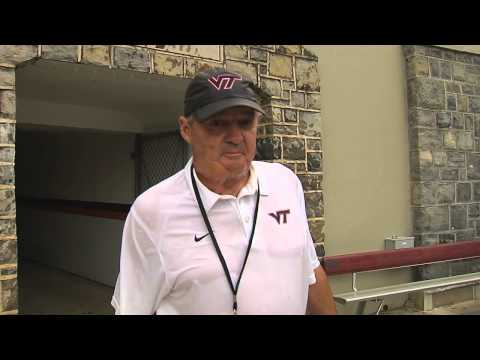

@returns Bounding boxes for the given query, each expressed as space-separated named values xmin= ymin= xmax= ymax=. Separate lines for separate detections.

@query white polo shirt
xmin=112 ymin=158 xmax=320 ymax=315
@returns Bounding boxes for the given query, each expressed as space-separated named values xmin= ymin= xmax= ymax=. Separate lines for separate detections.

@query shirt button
xmin=244 ymin=216 xmax=250 ymax=223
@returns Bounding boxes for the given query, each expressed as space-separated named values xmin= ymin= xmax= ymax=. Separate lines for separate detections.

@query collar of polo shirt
xmin=184 ymin=157 xmax=271 ymax=213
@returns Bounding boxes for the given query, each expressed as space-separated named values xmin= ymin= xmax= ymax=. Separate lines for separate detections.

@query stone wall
xmin=403 ymin=45 xmax=480 ymax=279
xmin=0 ymin=45 xmax=324 ymax=314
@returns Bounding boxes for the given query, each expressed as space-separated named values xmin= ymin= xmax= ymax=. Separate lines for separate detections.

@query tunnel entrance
xmin=15 ymin=59 xmax=190 ymax=314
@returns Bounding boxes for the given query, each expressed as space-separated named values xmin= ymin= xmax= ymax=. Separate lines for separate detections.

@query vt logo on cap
xmin=184 ymin=68 xmax=266 ymax=120
xmin=208 ymin=74 xmax=242 ymax=91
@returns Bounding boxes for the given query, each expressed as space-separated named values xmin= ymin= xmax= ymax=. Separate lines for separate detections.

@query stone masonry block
xmin=1 ymin=279 xmax=17 ymax=312
xmin=0 ymin=148 xmax=14 ymax=163
xmin=299 ymin=111 xmax=321 ymax=137
xmin=457 ymin=182 xmax=471 ymax=203
xmin=298 ymin=174 xmax=323 ymax=191
xmin=469 ymin=203 xmax=480 ymax=217
xmin=0 ymin=91 xmax=15 ymax=118
xmin=452 ymin=113 xmax=464 ymax=129
xmin=409 ymin=109 xmax=436 ymax=127
xmin=407 ymin=56 xmax=429 ymax=77
xmin=457 ymin=132 xmax=474 ymax=150
xmin=225 ymin=45 xmax=248 ymax=60
xmin=453 ymin=63 xmax=466 ymax=81
xmin=447 ymin=151 xmax=465 ymax=168
xmin=282 ymin=137 xmax=305 ymax=160
xmin=81 ymin=45 xmax=110 ymax=66
xmin=153 ymin=53 xmax=183 ymax=77
xmin=469 ymin=96 xmax=480 ymax=113
xmin=284 ymin=109 xmax=297 ymax=123
xmin=278 ymin=45 xmax=302 ymax=55
xmin=0 ymin=239 xmax=16 ymax=263
xmin=306 ymin=93 xmax=321 ymax=110
xmin=443 ymin=131 xmax=456 ymax=149
xmin=307 ymin=152 xmax=322 ymax=172
xmin=411 ymin=183 xmax=454 ymax=205
xmin=225 ymin=60 xmax=258 ymax=84
xmin=433 ymin=151 xmax=447 ymax=166
xmin=451 ymin=205 xmax=468 ymax=230
xmin=413 ymin=206 xmax=449 ymax=233
xmin=412 ymin=128 xmax=443 ymax=150
xmin=42 ymin=45 xmax=78 ymax=62
xmin=447 ymin=94 xmax=456 ymax=111
xmin=291 ymin=92 xmax=305 ymax=108
xmin=407 ymin=78 xmax=446 ymax=110
xmin=467 ymin=153 xmax=480 ymax=179
xmin=269 ymin=54 xmax=293 ymax=79
xmin=473 ymin=183 xmax=480 ymax=201
xmin=307 ymin=138 xmax=322 ymax=151
xmin=440 ymin=61 xmax=452 ymax=80
xmin=0 ymin=218 xmax=15 ymax=235
xmin=266 ymin=125 xmax=297 ymax=136
xmin=0 ymin=68 xmax=14 ymax=87
xmin=260 ymin=77 xmax=282 ymax=97
xmin=440 ymin=168 xmax=458 ymax=180
xmin=436 ymin=112 xmax=451 ymax=128
xmin=446 ymin=82 xmax=461 ymax=93
xmin=0 ymin=165 xmax=14 ymax=185
xmin=184 ymin=59 xmax=220 ymax=78
xmin=429 ymin=59 xmax=440 ymax=78
xmin=304 ymin=192 xmax=324 ymax=218
xmin=297 ymin=163 xmax=307 ymax=172
xmin=250 ymin=48 xmax=268 ymax=62
xmin=308 ymin=219 xmax=325 ymax=243
xmin=412 ymin=166 xmax=439 ymax=181
xmin=0 ymin=46 xmax=37 ymax=65
xmin=0 ymin=124 xmax=14 ymax=144
xmin=256 ymin=137 xmax=281 ymax=160
xmin=113 ymin=47 xmax=150 ymax=72
xmin=0 ymin=190 xmax=15 ymax=213
xmin=295 ymin=58 xmax=320 ymax=91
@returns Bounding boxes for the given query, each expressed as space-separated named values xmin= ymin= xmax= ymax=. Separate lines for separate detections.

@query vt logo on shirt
xmin=269 ymin=209 xmax=290 ymax=224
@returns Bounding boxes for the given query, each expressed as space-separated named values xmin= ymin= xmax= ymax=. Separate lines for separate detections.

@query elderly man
xmin=112 ymin=68 xmax=336 ymax=315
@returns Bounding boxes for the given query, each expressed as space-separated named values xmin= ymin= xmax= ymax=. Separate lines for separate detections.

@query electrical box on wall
xmin=385 ymin=236 xmax=415 ymax=250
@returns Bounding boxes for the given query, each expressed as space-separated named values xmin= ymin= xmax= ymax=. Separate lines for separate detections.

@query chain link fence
xmin=136 ymin=131 xmax=191 ymax=196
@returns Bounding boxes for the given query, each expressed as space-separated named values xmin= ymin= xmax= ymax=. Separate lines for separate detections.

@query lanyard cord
xmin=190 ymin=164 xmax=260 ymax=314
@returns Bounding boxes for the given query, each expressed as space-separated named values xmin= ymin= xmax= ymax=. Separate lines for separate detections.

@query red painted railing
xmin=322 ymin=241 xmax=480 ymax=275
xmin=17 ymin=197 xmax=130 ymax=220
xmin=18 ymin=197 xmax=480 ymax=275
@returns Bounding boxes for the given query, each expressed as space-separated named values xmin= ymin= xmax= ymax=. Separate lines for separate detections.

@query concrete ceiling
xmin=15 ymin=59 xmax=190 ymax=133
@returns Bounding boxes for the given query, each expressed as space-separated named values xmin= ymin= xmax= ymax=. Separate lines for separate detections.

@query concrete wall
xmin=17 ymin=209 xmax=124 ymax=287
xmin=16 ymin=127 xmax=136 ymax=204
xmin=16 ymin=97 xmax=143 ymax=134
xmin=307 ymin=46 xmax=413 ymax=312
xmin=16 ymin=127 xmax=136 ymax=286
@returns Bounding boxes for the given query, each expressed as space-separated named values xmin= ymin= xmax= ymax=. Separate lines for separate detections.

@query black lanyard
xmin=190 ymin=164 xmax=260 ymax=314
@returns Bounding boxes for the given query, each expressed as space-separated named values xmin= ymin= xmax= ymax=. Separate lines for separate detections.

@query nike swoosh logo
xmin=194 ymin=232 xmax=211 ymax=242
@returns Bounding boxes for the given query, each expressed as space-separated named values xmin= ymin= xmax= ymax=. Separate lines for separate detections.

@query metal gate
xmin=135 ymin=131 xmax=191 ymax=196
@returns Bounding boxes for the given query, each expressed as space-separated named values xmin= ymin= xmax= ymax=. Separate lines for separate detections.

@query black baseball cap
xmin=184 ymin=68 xmax=266 ymax=120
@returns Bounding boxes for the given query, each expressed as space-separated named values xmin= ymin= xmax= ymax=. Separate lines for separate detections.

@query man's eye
xmin=207 ymin=120 xmax=221 ymax=127
xmin=239 ymin=119 xmax=254 ymax=128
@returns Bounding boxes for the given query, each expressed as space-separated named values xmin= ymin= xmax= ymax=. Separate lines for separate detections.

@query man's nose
xmin=224 ymin=123 xmax=243 ymax=144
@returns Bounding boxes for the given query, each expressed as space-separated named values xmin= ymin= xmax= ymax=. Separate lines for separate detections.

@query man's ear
xmin=178 ymin=116 xmax=192 ymax=144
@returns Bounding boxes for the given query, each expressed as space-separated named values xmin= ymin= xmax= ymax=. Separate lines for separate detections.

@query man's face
xmin=179 ymin=106 xmax=260 ymax=180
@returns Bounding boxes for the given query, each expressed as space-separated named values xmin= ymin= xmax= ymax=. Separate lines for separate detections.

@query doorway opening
xmin=15 ymin=59 xmax=190 ymax=314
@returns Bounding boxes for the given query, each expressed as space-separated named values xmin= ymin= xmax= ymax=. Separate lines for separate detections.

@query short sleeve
xmin=111 ymin=207 xmax=171 ymax=314
xmin=295 ymin=177 xmax=321 ymax=285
